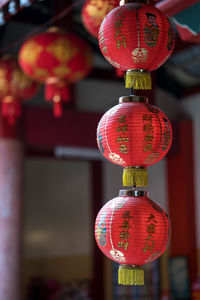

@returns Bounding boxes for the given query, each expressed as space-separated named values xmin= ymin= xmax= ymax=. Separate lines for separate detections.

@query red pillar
xmin=167 ymin=120 xmax=197 ymax=283
xmin=0 ymin=118 xmax=23 ymax=300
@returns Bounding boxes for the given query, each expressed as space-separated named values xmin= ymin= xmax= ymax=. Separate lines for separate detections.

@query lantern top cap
xmin=120 ymin=0 xmax=148 ymax=5
xmin=119 ymin=190 xmax=149 ymax=197
xmin=119 ymin=95 xmax=148 ymax=104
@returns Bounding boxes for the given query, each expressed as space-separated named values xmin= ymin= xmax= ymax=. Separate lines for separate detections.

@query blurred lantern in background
xmin=0 ymin=55 xmax=38 ymax=125
xmin=99 ymin=1 xmax=175 ymax=89
xmin=19 ymin=27 xmax=93 ymax=117
xmin=95 ymin=190 xmax=170 ymax=285
xmin=82 ymin=0 xmax=124 ymax=77
xmin=82 ymin=0 xmax=119 ymax=38
xmin=97 ymin=95 xmax=172 ymax=187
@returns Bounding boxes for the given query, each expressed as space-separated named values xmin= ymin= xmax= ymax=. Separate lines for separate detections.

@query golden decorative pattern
xmin=46 ymin=38 xmax=77 ymax=63
xmin=0 ymin=68 xmax=8 ymax=95
xmin=34 ymin=68 xmax=49 ymax=81
xmin=11 ymin=69 xmax=32 ymax=92
xmin=52 ymin=65 xmax=70 ymax=78
xmin=70 ymin=71 xmax=86 ymax=82
xmin=21 ymin=41 xmax=43 ymax=65
xmin=86 ymin=1 xmax=116 ymax=25
xmin=132 ymin=48 xmax=148 ymax=63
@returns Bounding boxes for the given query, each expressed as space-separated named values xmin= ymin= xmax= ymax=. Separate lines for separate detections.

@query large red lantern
xmin=19 ymin=27 xmax=93 ymax=117
xmin=82 ymin=0 xmax=119 ymax=38
xmin=95 ymin=190 xmax=170 ymax=285
xmin=97 ymin=96 xmax=172 ymax=187
xmin=98 ymin=1 xmax=175 ymax=89
xmin=0 ymin=55 xmax=38 ymax=125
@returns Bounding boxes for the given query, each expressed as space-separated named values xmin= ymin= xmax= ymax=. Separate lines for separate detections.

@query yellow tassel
xmin=125 ymin=70 xmax=152 ymax=89
xmin=123 ymin=167 xmax=148 ymax=187
xmin=118 ymin=265 xmax=144 ymax=286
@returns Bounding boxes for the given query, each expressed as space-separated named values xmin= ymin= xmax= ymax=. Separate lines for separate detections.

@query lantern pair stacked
xmin=96 ymin=96 xmax=172 ymax=285
xmin=19 ymin=28 xmax=92 ymax=117
xmin=95 ymin=0 xmax=174 ymax=286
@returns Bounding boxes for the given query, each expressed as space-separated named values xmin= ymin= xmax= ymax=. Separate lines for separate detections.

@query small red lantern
xmin=97 ymin=96 xmax=172 ymax=187
xmin=95 ymin=190 xmax=170 ymax=285
xmin=82 ymin=0 xmax=123 ymax=77
xmin=82 ymin=0 xmax=119 ymax=38
xmin=99 ymin=1 xmax=175 ymax=89
xmin=0 ymin=55 xmax=38 ymax=125
xmin=19 ymin=27 xmax=92 ymax=117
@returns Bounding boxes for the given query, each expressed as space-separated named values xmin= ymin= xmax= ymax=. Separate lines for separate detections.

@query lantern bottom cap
xmin=123 ymin=167 xmax=148 ymax=187
xmin=125 ymin=70 xmax=152 ymax=90
xmin=118 ymin=265 xmax=144 ymax=286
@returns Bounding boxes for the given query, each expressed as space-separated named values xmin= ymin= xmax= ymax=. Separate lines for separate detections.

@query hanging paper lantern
xmin=82 ymin=0 xmax=119 ymax=38
xmin=97 ymin=95 xmax=172 ymax=187
xmin=95 ymin=190 xmax=170 ymax=285
xmin=18 ymin=27 xmax=93 ymax=117
xmin=0 ymin=55 xmax=38 ymax=125
xmin=82 ymin=0 xmax=123 ymax=77
xmin=98 ymin=0 xmax=175 ymax=89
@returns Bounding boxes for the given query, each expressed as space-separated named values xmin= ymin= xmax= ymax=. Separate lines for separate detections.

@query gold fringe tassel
xmin=125 ymin=70 xmax=152 ymax=90
xmin=123 ymin=167 xmax=148 ymax=187
xmin=118 ymin=265 xmax=144 ymax=286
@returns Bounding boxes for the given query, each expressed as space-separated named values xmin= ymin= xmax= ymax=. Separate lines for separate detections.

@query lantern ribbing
xmin=97 ymin=96 xmax=172 ymax=187
xmin=95 ymin=190 xmax=171 ymax=285
xmin=98 ymin=2 xmax=175 ymax=89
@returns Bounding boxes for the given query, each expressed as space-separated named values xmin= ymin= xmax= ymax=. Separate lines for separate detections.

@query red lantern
xmin=82 ymin=0 xmax=123 ymax=77
xmin=98 ymin=1 xmax=175 ymax=89
xmin=82 ymin=0 xmax=119 ymax=38
xmin=19 ymin=27 xmax=93 ymax=117
xmin=97 ymin=96 xmax=172 ymax=187
xmin=0 ymin=55 xmax=38 ymax=125
xmin=95 ymin=190 xmax=170 ymax=285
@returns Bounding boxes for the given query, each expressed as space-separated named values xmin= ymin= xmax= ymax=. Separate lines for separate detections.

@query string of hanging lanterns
xmin=94 ymin=0 xmax=175 ymax=286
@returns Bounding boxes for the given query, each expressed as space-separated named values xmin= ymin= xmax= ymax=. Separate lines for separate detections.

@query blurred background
xmin=0 ymin=0 xmax=199 ymax=299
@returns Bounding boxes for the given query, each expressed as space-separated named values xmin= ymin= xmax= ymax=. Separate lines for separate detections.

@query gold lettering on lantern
xmin=143 ymin=114 xmax=153 ymax=122
xmin=118 ymin=114 xmax=126 ymax=123
xmin=143 ymin=123 xmax=154 ymax=133
xmin=120 ymin=220 xmax=132 ymax=230
xmin=99 ymin=28 xmax=108 ymax=54
xmin=143 ymin=143 xmax=153 ymax=152
xmin=118 ymin=144 xmax=128 ymax=153
xmin=118 ymin=210 xmax=133 ymax=251
xmin=122 ymin=211 xmax=133 ymax=220
xmin=116 ymin=114 xmax=129 ymax=154
xmin=118 ymin=241 xmax=129 ymax=250
xmin=143 ymin=214 xmax=157 ymax=253
xmin=120 ymin=231 xmax=130 ymax=240
xmin=161 ymin=117 xmax=171 ymax=151
xmin=116 ymin=136 xmax=129 ymax=143
xmin=114 ymin=12 xmax=127 ymax=49
xmin=143 ymin=112 xmax=155 ymax=153
xmin=145 ymin=134 xmax=154 ymax=142
xmin=116 ymin=124 xmax=128 ymax=134
xmin=144 ymin=152 xmax=160 ymax=164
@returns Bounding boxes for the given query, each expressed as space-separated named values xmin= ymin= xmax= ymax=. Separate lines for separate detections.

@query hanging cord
xmin=0 ymin=0 xmax=84 ymax=55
